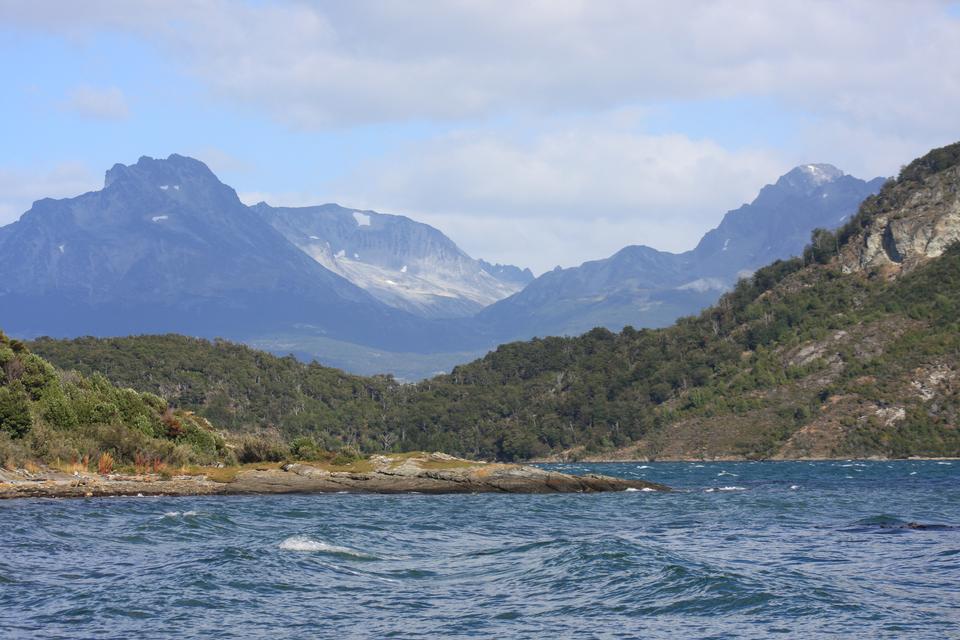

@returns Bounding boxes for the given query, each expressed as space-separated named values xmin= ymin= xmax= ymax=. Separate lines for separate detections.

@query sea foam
xmin=279 ymin=535 xmax=375 ymax=559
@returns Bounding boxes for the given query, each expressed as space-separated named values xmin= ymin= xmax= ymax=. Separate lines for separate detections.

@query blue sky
xmin=1 ymin=1 xmax=959 ymax=273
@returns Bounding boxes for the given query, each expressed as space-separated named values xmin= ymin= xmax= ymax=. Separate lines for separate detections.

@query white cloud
xmin=0 ymin=163 xmax=99 ymax=225
xmin=4 ymin=2 xmax=959 ymax=133
xmin=64 ymin=85 xmax=129 ymax=120
xmin=327 ymin=113 xmax=782 ymax=272
xmin=4 ymin=1 xmax=960 ymax=269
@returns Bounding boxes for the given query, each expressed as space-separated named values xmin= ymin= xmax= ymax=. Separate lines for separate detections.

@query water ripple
xmin=1 ymin=460 xmax=958 ymax=638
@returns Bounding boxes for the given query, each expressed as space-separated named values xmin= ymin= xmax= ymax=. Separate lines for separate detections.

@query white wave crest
xmin=706 ymin=486 xmax=746 ymax=492
xmin=162 ymin=510 xmax=199 ymax=518
xmin=279 ymin=535 xmax=374 ymax=558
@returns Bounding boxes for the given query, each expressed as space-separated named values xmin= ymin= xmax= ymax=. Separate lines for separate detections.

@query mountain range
xmin=474 ymin=164 xmax=885 ymax=342
xmin=0 ymin=154 xmax=883 ymax=378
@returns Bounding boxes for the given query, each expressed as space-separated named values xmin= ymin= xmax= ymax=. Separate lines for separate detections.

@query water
xmin=1 ymin=461 xmax=958 ymax=639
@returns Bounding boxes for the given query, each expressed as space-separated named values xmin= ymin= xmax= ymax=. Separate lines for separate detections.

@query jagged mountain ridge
xmin=474 ymin=163 xmax=886 ymax=342
xmin=254 ymin=202 xmax=532 ymax=318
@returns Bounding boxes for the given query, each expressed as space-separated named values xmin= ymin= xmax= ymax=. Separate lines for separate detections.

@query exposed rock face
xmin=0 ymin=453 xmax=669 ymax=499
xmin=842 ymin=165 xmax=960 ymax=275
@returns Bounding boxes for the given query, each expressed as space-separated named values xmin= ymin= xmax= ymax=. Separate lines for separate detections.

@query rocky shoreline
xmin=0 ymin=452 xmax=669 ymax=500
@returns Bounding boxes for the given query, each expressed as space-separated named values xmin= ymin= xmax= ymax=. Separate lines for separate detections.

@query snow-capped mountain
xmin=253 ymin=203 xmax=532 ymax=318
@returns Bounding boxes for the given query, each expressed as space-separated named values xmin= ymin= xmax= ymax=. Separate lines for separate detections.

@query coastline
xmin=0 ymin=452 xmax=669 ymax=501
xmin=531 ymin=454 xmax=960 ymax=464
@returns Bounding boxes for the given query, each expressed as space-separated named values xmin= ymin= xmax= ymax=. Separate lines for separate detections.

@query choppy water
xmin=2 ymin=460 xmax=959 ymax=639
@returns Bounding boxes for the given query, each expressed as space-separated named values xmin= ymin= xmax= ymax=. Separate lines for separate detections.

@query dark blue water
xmin=1 ymin=461 xmax=958 ymax=639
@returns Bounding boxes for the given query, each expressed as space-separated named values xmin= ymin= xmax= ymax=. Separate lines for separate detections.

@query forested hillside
xmin=29 ymin=334 xmax=400 ymax=452
xmin=28 ymin=143 xmax=960 ymax=461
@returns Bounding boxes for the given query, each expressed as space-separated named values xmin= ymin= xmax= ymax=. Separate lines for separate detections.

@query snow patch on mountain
xmin=353 ymin=211 xmax=371 ymax=227
xmin=801 ymin=164 xmax=844 ymax=186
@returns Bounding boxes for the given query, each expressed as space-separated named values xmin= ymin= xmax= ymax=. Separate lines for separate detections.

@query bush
xmin=290 ymin=436 xmax=323 ymax=460
xmin=178 ymin=419 xmax=223 ymax=459
xmin=236 ymin=436 xmax=289 ymax=463
xmin=97 ymin=452 xmax=115 ymax=475
xmin=331 ymin=446 xmax=363 ymax=466
xmin=0 ymin=386 xmax=32 ymax=438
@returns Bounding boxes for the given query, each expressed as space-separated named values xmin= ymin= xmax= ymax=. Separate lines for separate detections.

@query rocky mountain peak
xmin=776 ymin=163 xmax=845 ymax=192
xmin=105 ymin=154 xmax=216 ymax=187
xmin=101 ymin=154 xmax=242 ymax=216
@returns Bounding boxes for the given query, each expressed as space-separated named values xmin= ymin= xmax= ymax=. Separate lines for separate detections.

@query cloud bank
xmin=2 ymin=0 xmax=958 ymax=269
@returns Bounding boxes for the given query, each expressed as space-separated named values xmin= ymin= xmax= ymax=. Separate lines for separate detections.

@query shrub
xmin=161 ymin=408 xmax=184 ymax=438
xmin=235 ymin=436 xmax=289 ymax=463
xmin=331 ymin=446 xmax=363 ymax=466
xmin=290 ymin=436 xmax=323 ymax=460
xmin=97 ymin=452 xmax=115 ymax=475
xmin=178 ymin=419 xmax=223 ymax=458
xmin=0 ymin=386 xmax=33 ymax=439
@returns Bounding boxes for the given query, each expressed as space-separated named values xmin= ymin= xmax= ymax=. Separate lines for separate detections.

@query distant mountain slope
xmin=690 ymin=164 xmax=887 ymax=278
xmin=254 ymin=202 xmax=532 ymax=318
xmin=0 ymin=155 xmax=465 ymax=352
xmin=475 ymin=164 xmax=885 ymax=342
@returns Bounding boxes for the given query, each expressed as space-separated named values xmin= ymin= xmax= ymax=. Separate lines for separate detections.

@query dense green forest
xmin=28 ymin=334 xmax=399 ymax=453
xmin=21 ymin=143 xmax=960 ymax=462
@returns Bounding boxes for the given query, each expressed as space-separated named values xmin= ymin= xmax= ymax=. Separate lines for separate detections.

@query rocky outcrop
xmin=0 ymin=453 xmax=668 ymax=499
xmin=842 ymin=165 xmax=960 ymax=276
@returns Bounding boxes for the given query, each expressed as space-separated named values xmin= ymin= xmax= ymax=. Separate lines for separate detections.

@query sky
xmin=1 ymin=1 xmax=959 ymax=274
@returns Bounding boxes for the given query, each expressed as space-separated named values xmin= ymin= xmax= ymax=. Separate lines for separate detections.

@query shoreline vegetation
xmin=0 ymin=452 xmax=669 ymax=500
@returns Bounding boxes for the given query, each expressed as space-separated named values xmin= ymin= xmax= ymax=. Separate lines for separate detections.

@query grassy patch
xmin=180 ymin=461 xmax=284 ymax=483
xmin=416 ymin=459 xmax=485 ymax=471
